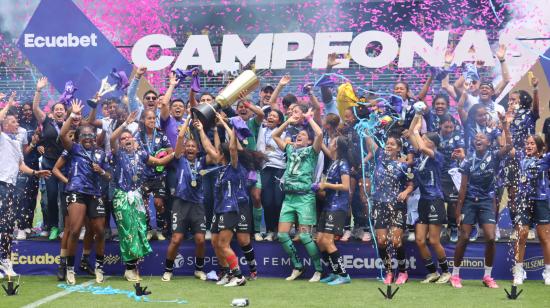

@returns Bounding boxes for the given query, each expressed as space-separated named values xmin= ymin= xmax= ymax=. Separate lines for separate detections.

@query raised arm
xmin=306 ymin=88 xmax=322 ymax=124
xmin=244 ymin=101 xmax=265 ymax=125
xmin=497 ymin=111 xmax=513 ymax=158
xmin=305 ymin=109 xmax=323 ymax=153
xmin=494 ymin=45 xmax=510 ymax=96
xmin=60 ymin=100 xmax=83 ymax=150
xmin=216 ymin=113 xmax=238 ymax=168
xmin=417 ymin=75 xmax=433 ymax=101
xmin=441 ymin=50 xmax=458 ymax=99
xmin=409 ymin=114 xmax=435 ymax=158
xmin=268 ymin=75 xmax=291 ymax=111
xmin=532 ymin=76 xmax=540 ymax=118
xmin=0 ymin=92 xmax=14 ymax=124
xmin=457 ymin=90 xmax=469 ymax=124
xmin=128 ymin=66 xmax=146 ymax=114
xmin=160 ymin=72 xmax=178 ymax=121
xmin=110 ymin=110 xmax=138 ymax=154
xmin=174 ymin=116 xmax=191 ymax=158
xmin=85 ymin=93 xmax=103 ymax=128
xmin=194 ymin=120 xmax=220 ymax=162
xmin=272 ymin=118 xmax=292 ymax=151
xmin=33 ymin=77 xmax=48 ymax=124
xmin=189 ymin=69 xmax=199 ymax=108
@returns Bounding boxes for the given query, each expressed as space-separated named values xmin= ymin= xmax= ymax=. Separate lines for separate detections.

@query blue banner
xmin=11 ymin=241 xmax=545 ymax=280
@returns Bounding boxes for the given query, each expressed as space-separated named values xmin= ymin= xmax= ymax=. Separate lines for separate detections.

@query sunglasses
xmin=80 ymin=133 xmax=96 ymax=140
xmin=145 ymin=96 xmax=157 ymax=101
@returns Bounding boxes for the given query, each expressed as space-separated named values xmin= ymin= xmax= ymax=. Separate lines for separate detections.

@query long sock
xmin=67 ymin=256 xmax=75 ymax=270
xmin=424 ymin=258 xmax=436 ymax=274
xmin=299 ymin=232 xmax=322 ymax=272
xmin=452 ymin=266 xmax=460 ymax=276
xmin=278 ymin=233 xmax=302 ymax=269
xmin=484 ymin=266 xmax=492 ymax=277
xmin=438 ymin=258 xmax=449 ymax=273
xmin=0 ymin=232 xmax=11 ymax=259
xmin=253 ymin=207 xmax=263 ymax=233
xmin=95 ymin=255 xmax=104 ymax=270
xmin=329 ymin=251 xmax=347 ymax=276
xmin=125 ymin=260 xmax=137 ymax=270
xmin=165 ymin=259 xmax=175 ymax=273
xmin=378 ymin=246 xmax=390 ymax=271
xmin=241 ymin=244 xmax=257 ymax=273
xmin=396 ymin=246 xmax=407 ymax=273
xmin=81 ymin=253 xmax=90 ymax=263
xmin=195 ymin=257 xmax=205 ymax=272
xmin=321 ymin=251 xmax=330 ymax=266
xmin=226 ymin=254 xmax=242 ymax=278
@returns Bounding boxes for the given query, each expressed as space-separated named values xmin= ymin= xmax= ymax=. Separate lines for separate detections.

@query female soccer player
xmin=161 ymin=117 xmax=218 ymax=282
xmin=366 ymin=135 xmax=413 ymax=285
xmin=272 ymin=108 xmax=324 ymax=282
xmin=59 ymin=101 xmax=111 ymax=285
xmin=109 ymin=111 xmax=174 ymax=282
xmin=509 ymin=135 xmax=550 ymax=285
xmin=316 ymin=136 xmax=352 ymax=285
xmin=408 ymin=113 xmax=451 ymax=284
xmin=451 ymin=112 xmax=512 ymax=289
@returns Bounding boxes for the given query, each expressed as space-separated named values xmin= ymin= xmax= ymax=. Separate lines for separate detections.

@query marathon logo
xmin=447 ymin=257 xmax=485 ymax=269
xmin=23 ymin=33 xmax=98 ymax=48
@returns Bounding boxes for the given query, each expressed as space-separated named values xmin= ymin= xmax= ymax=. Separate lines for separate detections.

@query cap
xmin=261 ymin=84 xmax=274 ymax=92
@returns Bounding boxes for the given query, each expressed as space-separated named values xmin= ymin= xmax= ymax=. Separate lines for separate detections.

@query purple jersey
xmin=413 ymin=152 xmax=444 ymax=200
xmin=324 ymin=159 xmax=350 ymax=212
xmin=175 ymin=156 xmax=206 ymax=204
xmin=66 ymin=144 xmax=108 ymax=196
xmin=137 ymin=129 xmax=171 ymax=180
xmin=372 ymin=148 xmax=409 ymax=203
xmin=112 ymin=149 xmax=149 ymax=192
xmin=459 ymin=150 xmax=500 ymax=200
xmin=160 ymin=115 xmax=184 ymax=148
xmin=214 ymin=163 xmax=247 ymax=214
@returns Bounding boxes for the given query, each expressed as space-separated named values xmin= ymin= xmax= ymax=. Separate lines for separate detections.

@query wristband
xmin=121 ymin=122 xmax=128 ymax=128
xmin=32 ymin=170 xmax=36 ymax=176
xmin=499 ymin=59 xmax=505 ymax=63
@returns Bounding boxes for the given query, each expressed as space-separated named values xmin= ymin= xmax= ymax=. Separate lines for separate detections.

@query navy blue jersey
xmin=372 ymin=148 xmax=409 ymax=203
xmin=516 ymin=152 xmax=550 ymax=201
xmin=459 ymin=150 xmax=500 ymax=200
xmin=339 ymin=124 xmax=362 ymax=167
xmin=112 ymin=149 xmax=149 ymax=192
xmin=424 ymin=111 xmax=463 ymax=134
xmin=324 ymin=159 xmax=350 ymax=212
xmin=66 ymin=144 xmax=108 ymax=196
xmin=510 ymin=108 xmax=538 ymax=151
xmin=438 ymin=132 xmax=465 ymax=174
xmin=214 ymin=163 xmax=247 ymax=214
xmin=413 ymin=152 xmax=444 ymax=200
xmin=175 ymin=156 xmax=206 ymax=204
xmin=137 ymin=130 xmax=171 ymax=180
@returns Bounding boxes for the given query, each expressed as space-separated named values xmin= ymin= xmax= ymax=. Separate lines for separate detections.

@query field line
xmin=21 ymin=279 xmax=96 ymax=308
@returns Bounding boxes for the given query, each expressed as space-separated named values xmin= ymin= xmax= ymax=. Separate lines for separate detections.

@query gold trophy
xmin=192 ymin=70 xmax=259 ymax=127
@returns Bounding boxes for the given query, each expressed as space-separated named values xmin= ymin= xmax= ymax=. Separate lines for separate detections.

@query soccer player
xmin=451 ymin=112 xmax=512 ymax=288
xmin=161 ymin=118 xmax=217 ymax=282
xmin=272 ymin=108 xmax=324 ymax=282
xmin=59 ymin=101 xmax=111 ymax=285
xmin=316 ymin=136 xmax=352 ymax=285
xmin=408 ymin=113 xmax=451 ymax=284
xmin=109 ymin=111 xmax=174 ymax=282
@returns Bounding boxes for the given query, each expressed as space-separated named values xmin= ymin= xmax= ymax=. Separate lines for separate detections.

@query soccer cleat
xmin=79 ymin=259 xmax=95 ymax=276
xmin=421 ymin=272 xmax=440 ymax=283
xmin=124 ymin=269 xmax=140 ymax=282
xmin=407 ymin=231 xmax=415 ymax=242
xmin=340 ymin=230 xmax=352 ymax=242
xmin=248 ymin=271 xmax=258 ymax=281
xmin=449 ymin=227 xmax=459 ymax=243
xmin=254 ymin=233 xmax=264 ymax=241
xmin=157 ymin=232 xmax=166 ymax=241
xmin=320 ymin=273 xmax=338 ymax=283
xmin=450 ymin=275 xmax=462 ymax=288
xmin=361 ymin=231 xmax=372 ymax=242
xmin=328 ymin=274 xmax=351 ymax=286
xmin=383 ymin=272 xmax=394 ymax=285
xmin=161 ymin=272 xmax=173 ymax=282
xmin=16 ymin=229 xmax=27 ymax=240
xmin=436 ymin=272 xmax=452 ymax=284
xmin=527 ymin=229 xmax=536 ymax=240
xmin=57 ymin=264 xmax=66 ymax=281
xmin=216 ymin=273 xmax=231 ymax=285
xmin=513 ymin=267 xmax=526 ymax=285
xmin=95 ymin=268 xmax=105 ymax=283
xmin=309 ymin=271 xmax=322 ymax=282
xmin=543 ymin=269 xmax=550 ymax=285
xmin=0 ymin=258 xmax=17 ymax=277
xmin=264 ymin=232 xmax=275 ymax=242
xmin=395 ymin=272 xmax=408 ymax=285
xmin=194 ymin=270 xmax=207 ymax=281
xmin=482 ymin=275 xmax=499 ymax=288
xmin=49 ymin=227 xmax=60 ymax=240
xmin=224 ymin=276 xmax=246 ymax=287
xmin=285 ymin=268 xmax=305 ymax=281
xmin=469 ymin=225 xmax=479 ymax=242
xmin=66 ymin=269 xmax=76 ymax=285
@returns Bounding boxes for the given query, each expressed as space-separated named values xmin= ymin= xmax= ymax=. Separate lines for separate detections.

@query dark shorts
xmin=66 ymin=192 xmax=106 ymax=219
xmin=211 ymin=211 xmax=239 ymax=234
xmin=318 ymin=210 xmax=347 ymax=235
xmin=142 ymin=179 xmax=166 ymax=199
xmin=0 ymin=182 xmax=15 ymax=234
xmin=461 ymin=197 xmax=496 ymax=225
xmin=441 ymin=173 xmax=458 ymax=203
xmin=417 ymin=198 xmax=447 ymax=225
xmin=371 ymin=201 xmax=406 ymax=230
xmin=511 ymin=199 xmax=550 ymax=226
xmin=171 ymin=198 xmax=206 ymax=234
xmin=60 ymin=192 xmax=69 ymax=217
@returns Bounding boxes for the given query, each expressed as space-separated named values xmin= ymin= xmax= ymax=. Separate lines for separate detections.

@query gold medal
xmin=132 ymin=175 xmax=138 ymax=182
xmin=199 ymin=170 xmax=207 ymax=176
xmin=520 ymin=175 xmax=527 ymax=183
xmin=243 ymin=139 xmax=248 ymax=145
xmin=191 ymin=180 xmax=197 ymax=187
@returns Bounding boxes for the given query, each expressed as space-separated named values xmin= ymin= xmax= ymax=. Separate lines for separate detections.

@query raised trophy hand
xmin=126 ymin=110 xmax=138 ymax=124
xmin=496 ymin=44 xmax=506 ymax=61
xmin=36 ymin=77 xmax=48 ymax=90
xmin=70 ymin=99 xmax=83 ymax=114
xmin=136 ymin=66 xmax=147 ymax=77
xmin=444 ymin=49 xmax=454 ymax=64
xmin=193 ymin=119 xmax=204 ymax=131
xmin=304 ymin=108 xmax=314 ymax=119
xmin=169 ymin=72 xmax=179 ymax=86
xmin=327 ymin=52 xmax=341 ymax=68
xmin=279 ymin=74 xmax=291 ymax=86
xmin=8 ymin=91 xmax=17 ymax=104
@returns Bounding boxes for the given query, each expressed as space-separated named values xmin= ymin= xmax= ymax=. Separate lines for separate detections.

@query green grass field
xmin=2 ymin=276 xmax=549 ymax=308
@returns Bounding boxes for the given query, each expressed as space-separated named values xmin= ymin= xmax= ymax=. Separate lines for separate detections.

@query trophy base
xmin=192 ymin=102 xmax=221 ymax=128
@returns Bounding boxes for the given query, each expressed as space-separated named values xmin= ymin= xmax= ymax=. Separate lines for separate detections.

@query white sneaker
xmin=224 ymin=276 xmax=246 ymax=287
xmin=161 ymin=272 xmax=173 ymax=282
xmin=66 ymin=269 xmax=76 ymax=285
xmin=285 ymin=268 xmax=304 ymax=281
xmin=16 ymin=229 xmax=27 ymax=240
xmin=194 ymin=270 xmax=207 ymax=281
xmin=0 ymin=258 xmax=17 ymax=277
xmin=157 ymin=232 xmax=166 ymax=241
xmin=205 ymin=231 xmax=212 ymax=241
xmin=254 ymin=233 xmax=264 ymax=241
xmin=340 ymin=230 xmax=352 ymax=242
xmin=79 ymin=228 xmax=85 ymax=241
xmin=407 ymin=231 xmax=415 ymax=242
xmin=24 ymin=228 xmax=31 ymax=234
xmin=265 ymin=232 xmax=275 ymax=242
xmin=421 ymin=272 xmax=440 ymax=283
xmin=124 ymin=269 xmax=140 ymax=282
xmin=528 ymin=229 xmax=536 ymax=240
xmin=436 ymin=272 xmax=452 ymax=284
xmin=513 ymin=266 xmax=526 ymax=286
xmin=543 ymin=269 xmax=550 ymax=285
xmin=309 ymin=271 xmax=322 ymax=282
xmin=216 ymin=273 xmax=231 ymax=285
xmin=95 ymin=268 xmax=105 ymax=283
xmin=146 ymin=230 xmax=154 ymax=241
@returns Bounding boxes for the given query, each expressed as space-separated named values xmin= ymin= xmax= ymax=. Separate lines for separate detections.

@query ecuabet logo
xmin=11 ymin=252 xmax=60 ymax=265
xmin=23 ymin=33 xmax=98 ymax=48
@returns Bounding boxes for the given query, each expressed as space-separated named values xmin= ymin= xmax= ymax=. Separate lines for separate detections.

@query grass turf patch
xmin=2 ymin=276 xmax=549 ymax=307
